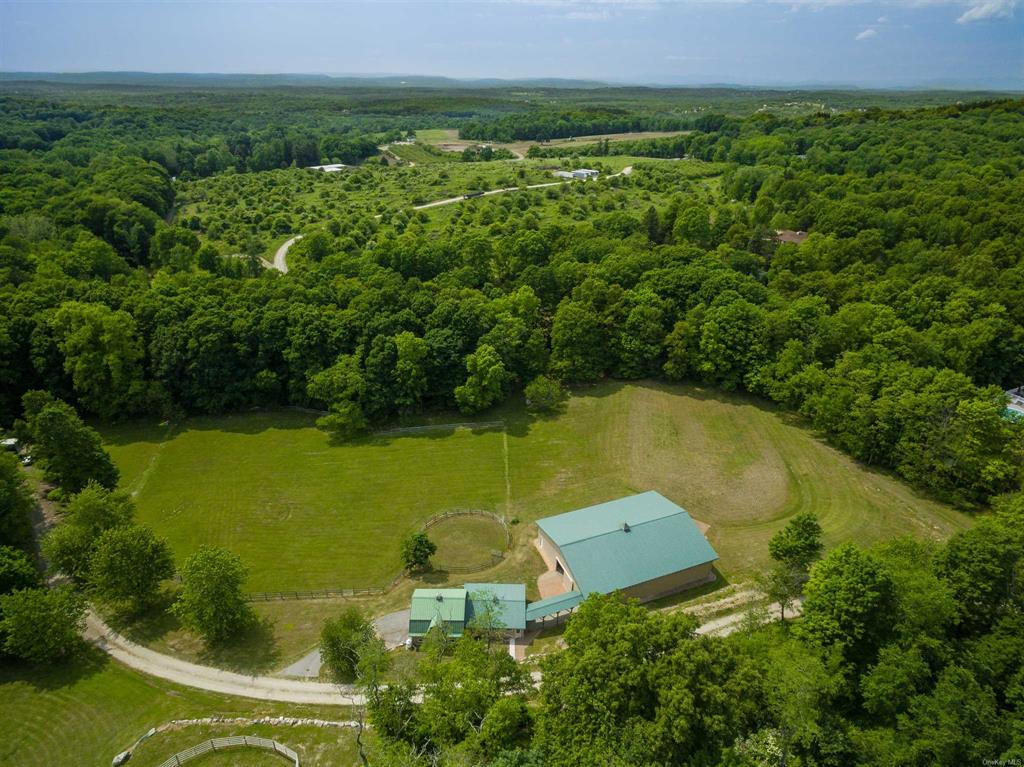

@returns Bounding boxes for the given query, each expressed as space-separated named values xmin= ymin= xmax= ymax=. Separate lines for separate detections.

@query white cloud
xmin=855 ymin=26 xmax=879 ymax=38
xmin=565 ymin=8 xmax=611 ymax=18
xmin=957 ymin=0 xmax=1018 ymax=22
xmin=507 ymin=0 xmax=1020 ymax=24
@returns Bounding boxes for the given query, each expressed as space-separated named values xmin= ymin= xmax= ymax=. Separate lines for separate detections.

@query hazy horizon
xmin=2 ymin=1 xmax=1022 ymax=91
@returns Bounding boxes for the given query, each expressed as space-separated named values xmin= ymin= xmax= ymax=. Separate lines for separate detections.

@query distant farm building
xmin=774 ymin=229 xmax=808 ymax=245
xmin=1006 ymin=386 xmax=1024 ymax=422
xmin=534 ymin=491 xmax=718 ymax=606
xmin=553 ymin=168 xmax=599 ymax=180
xmin=304 ymin=163 xmax=347 ymax=172
xmin=408 ymin=583 xmax=526 ymax=641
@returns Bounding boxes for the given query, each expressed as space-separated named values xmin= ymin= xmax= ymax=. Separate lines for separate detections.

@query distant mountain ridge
xmin=1 ymin=71 xmax=1019 ymax=94
xmin=0 ymin=71 xmax=612 ymax=89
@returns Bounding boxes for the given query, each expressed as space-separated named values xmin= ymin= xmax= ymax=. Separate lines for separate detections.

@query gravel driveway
xmin=278 ymin=609 xmax=411 ymax=679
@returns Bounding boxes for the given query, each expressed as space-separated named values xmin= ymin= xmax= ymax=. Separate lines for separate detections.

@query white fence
xmin=155 ymin=735 xmax=299 ymax=767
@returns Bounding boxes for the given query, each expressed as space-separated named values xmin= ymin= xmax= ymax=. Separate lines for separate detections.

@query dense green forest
xmin=0 ymin=83 xmax=1022 ymax=766
xmin=1 ymin=89 xmax=1021 ymax=507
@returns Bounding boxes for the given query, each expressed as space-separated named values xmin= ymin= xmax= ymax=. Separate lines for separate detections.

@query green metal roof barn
xmin=536 ymin=491 xmax=719 ymax=597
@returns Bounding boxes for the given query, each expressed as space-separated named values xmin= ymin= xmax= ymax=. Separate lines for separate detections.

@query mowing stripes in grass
xmin=103 ymin=412 xmax=508 ymax=592
xmin=103 ymin=383 xmax=971 ymax=594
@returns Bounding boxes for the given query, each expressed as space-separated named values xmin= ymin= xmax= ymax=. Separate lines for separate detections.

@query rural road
xmin=273 ymin=235 xmax=302 ymax=274
xmin=270 ymin=165 xmax=634 ymax=273
xmin=86 ymin=586 xmax=791 ymax=705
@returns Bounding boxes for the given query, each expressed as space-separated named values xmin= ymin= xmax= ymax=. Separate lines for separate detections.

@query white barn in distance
xmin=553 ymin=168 xmax=600 ymax=180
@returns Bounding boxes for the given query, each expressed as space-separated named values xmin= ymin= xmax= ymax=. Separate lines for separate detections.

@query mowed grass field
xmin=501 ymin=382 xmax=970 ymax=576
xmin=429 ymin=514 xmax=509 ymax=569
xmin=0 ymin=651 xmax=357 ymax=767
xmin=102 ymin=412 xmax=508 ymax=592
xmin=102 ymin=382 xmax=970 ymax=595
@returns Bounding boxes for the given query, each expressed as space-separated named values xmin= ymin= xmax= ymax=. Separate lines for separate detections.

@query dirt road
xmin=84 ymin=610 xmax=362 ymax=705
xmin=273 ymin=235 xmax=302 ymax=274
xmin=271 ymin=165 xmax=633 ymax=272
xmin=86 ymin=584 xmax=790 ymax=703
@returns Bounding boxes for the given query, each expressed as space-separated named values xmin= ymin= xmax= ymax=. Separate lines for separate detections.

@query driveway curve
xmin=85 ymin=589 xmax=793 ymax=704
xmin=273 ymin=235 xmax=302 ymax=274
xmin=84 ymin=610 xmax=362 ymax=705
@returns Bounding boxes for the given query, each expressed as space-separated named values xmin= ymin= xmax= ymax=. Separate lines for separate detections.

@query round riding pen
xmin=424 ymin=510 xmax=512 ymax=574
xmin=152 ymin=735 xmax=299 ymax=767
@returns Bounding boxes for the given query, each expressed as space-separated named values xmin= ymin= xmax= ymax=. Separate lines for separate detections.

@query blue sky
xmin=1 ymin=1 xmax=1021 ymax=88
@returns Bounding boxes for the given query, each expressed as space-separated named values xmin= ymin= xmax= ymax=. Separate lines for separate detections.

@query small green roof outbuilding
xmin=465 ymin=582 xmax=527 ymax=632
xmin=408 ymin=583 xmax=526 ymax=639
xmin=409 ymin=588 xmax=467 ymax=637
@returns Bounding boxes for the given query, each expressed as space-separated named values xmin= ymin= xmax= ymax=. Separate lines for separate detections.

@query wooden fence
xmin=424 ymin=509 xmax=513 ymax=574
xmin=247 ymin=587 xmax=384 ymax=602
xmin=246 ymin=572 xmax=404 ymax=602
xmin=155 ymin=735 xmax=298 ymax=767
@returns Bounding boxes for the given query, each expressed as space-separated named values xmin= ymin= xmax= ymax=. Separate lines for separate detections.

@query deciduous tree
xmin=0 ymin=545 xmax=38 ymax=594
xmin=90 ymin=525 xmax=174 ymax=612
xmin=399 ymin=532 xmax=436 ymax=573
xmin=0 ymin=586 xmax=85 ymax=663
xmin=172 ymin=546 xmax=251 ymax=644
xmin=320 ymin=607 xmax=374 ymax=683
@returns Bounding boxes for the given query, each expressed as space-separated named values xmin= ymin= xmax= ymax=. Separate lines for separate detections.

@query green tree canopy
xmin=768 ymin=511 xmax=824 ymax=573
xmin=0 ymin=586 xmax=85 ymax=663
xmin=797 ymin=543 xmax=897 ymax=670
xmin=89 ymin=525 xmax=175 ymax=612
xmin=171 ymin=546 xmax=252 ymax=644
xmin=320 ymin=606 xmax=374 ymax=684
xmin=0 ymin=452 xmax=34 ymax=551
xmin=399 ymin=531 xmax=436 ymax=572
xmin=0 ymin=545 xmax=38 ymax=595
xmin=21 ymin=393 xmax=119 ymax=494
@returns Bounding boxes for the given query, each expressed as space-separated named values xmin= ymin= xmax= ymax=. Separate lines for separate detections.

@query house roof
xmin=409 ymin=588 xmax=467 ymax=624
xmin=775 ymin=229 xmax=808 ymax=244
xmin=465 ymin=582 xmax=527 ymax=630
xmin=1006 ymin=388 xmax=1024 ymax=415
xmin=525 ymin=590 xmax=584 ymax=621
xmin=536 ymin=491 xmax=718 ymax=595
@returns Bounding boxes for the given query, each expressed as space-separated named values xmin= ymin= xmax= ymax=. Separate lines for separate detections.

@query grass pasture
xmin=414 ymin=129 xmax=694 ymax=160
xmin=103 ymin=382 xmax=970 ymax=599
xmin=385 ymin=142 xmax=451 ymax=165
xmin=103 ymin=412 xmax=508 ymax=592
xmin=428 ymin=513 xmax=509 ymax=570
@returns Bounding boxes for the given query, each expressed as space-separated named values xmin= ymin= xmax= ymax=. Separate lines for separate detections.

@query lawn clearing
xmin=0 ymin=650 xmax=355 ymax=767
xmin=103 ymin=382 xmax=969 ymax=598
xmin=414 ymin=128 xmax=458 ymax=143
xmin=415 ymin=129 xmax=694 ymax=160
xmin=386 ymin=142 xmax=452 ymax=165
xmin=499 ymin=382 xmax=970 ymax=577
xmin=102 ymin=412 xmax=507 ymax=592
